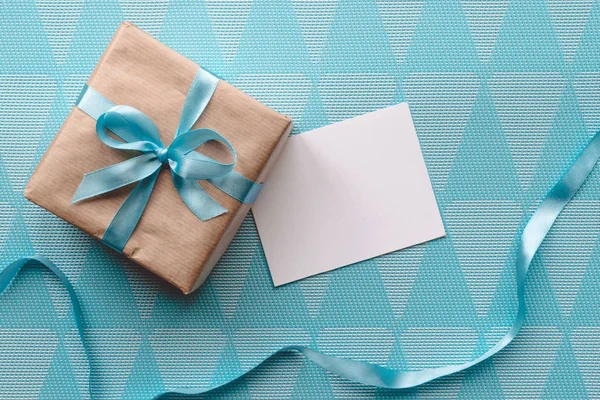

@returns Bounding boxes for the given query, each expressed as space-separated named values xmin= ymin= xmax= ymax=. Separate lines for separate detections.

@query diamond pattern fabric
xmin=1 ymin=0 xmax=599 ymax=398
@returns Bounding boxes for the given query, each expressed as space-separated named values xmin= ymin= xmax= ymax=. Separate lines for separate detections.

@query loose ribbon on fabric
xmin=72 ymin=68 xmax=262 ymax=252
xmin=3 ymin=130 xmax=600 ymax=397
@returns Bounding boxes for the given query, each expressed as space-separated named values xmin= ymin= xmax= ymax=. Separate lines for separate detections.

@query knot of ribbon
xmin=71 ymin=68 xmax=262 ymax=252
xmin=156 ymin=147 xmax=169 ymax=164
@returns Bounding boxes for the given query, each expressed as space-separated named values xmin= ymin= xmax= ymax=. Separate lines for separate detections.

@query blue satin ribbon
xmin=72 ymin=69 xmax=262 ymax=252
xmin=4 ymin=130 xmax=600 ymax=397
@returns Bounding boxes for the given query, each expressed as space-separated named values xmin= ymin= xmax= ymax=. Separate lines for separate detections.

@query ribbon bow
xmin=71 ymin=69 xmax=261 ymax=252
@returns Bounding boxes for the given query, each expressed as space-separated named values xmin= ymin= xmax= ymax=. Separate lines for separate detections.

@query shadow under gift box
xmin=24 ymin=22 xmax=292 ymax=294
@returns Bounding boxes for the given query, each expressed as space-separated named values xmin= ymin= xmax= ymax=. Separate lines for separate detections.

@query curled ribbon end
xmin=202 ymin=208 xmax=227 ymax=221
xmin=71 ymin=191 xmax=84 ymax=205
xmin=71 ymin=182 xmax=95 ymax=204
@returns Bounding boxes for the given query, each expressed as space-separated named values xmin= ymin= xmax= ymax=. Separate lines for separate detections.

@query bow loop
xmin=72 ymin=69 xmax=262 ymax=252
xmin=168 ymin=128 xmax=237 ymax=180
xmin=74 ymin=106 xmax=237 ymax=201
xmin=96 ymin=105 xmax=164 ymax=152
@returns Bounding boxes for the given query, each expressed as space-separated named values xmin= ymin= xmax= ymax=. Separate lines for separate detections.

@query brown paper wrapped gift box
xmin=24 ymin=22 xmax=292 ymax=294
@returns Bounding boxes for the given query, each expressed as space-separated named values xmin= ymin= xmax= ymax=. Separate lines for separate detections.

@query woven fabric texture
xmin=1 ymin=0 xmax=600 ymax=398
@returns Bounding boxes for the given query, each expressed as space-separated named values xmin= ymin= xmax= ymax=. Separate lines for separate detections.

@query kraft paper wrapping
xmin=25 ymin=22 xmax=292 ymax=294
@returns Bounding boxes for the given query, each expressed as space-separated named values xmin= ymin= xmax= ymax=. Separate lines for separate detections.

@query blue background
xmin=1 ymin=0 xmax=600 ymax=398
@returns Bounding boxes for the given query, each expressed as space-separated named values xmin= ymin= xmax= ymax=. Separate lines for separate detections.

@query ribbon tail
xmin=101 ymin=169 xmax=161 ymax=252
xmin=172 ymin=173 xmax=227 ymax=221
xmin=3 ymin=132 xmax=600 ymax=398
xmin=0 ymin=256 xmax=92 ymax=399
xmin=71 ymin=153 xmax=161 ymax=203
xmin=209 ymin=170 xmax=263 ymax=204
xmin=155 ymin=130 xmax=600 ymax=397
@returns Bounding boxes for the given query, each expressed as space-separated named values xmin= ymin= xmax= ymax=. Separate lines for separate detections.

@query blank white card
xmin=252 ymin=103 xmax=446 ymax=286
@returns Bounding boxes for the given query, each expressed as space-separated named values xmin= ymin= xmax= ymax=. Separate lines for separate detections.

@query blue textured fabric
xmin=1 ymin=0 xmax=600 ymax=398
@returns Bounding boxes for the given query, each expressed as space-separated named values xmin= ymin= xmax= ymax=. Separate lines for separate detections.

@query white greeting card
xmin=252 ymin=103 xmax=445 ymax=286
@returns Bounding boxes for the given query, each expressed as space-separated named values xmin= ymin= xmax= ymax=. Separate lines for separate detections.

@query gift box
xmin=25 ymin=22 xmax=292 ymax=294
